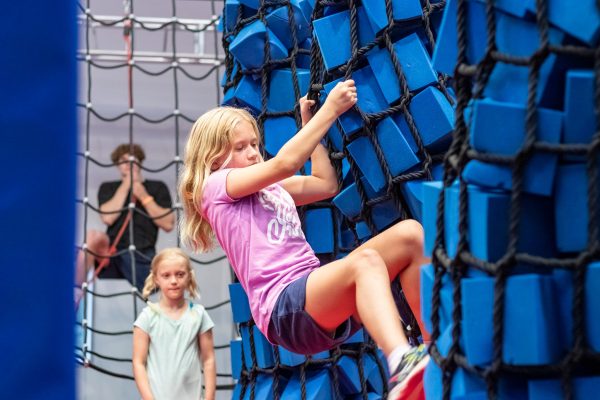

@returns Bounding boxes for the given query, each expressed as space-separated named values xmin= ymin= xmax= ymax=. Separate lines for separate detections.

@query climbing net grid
xmin=428 ymin=0 xmax=600 ymax=399
xmin=222 ymin=0 xmax=450 ymax=398
xmin=75 ymin=0 xmax=236 ymax=393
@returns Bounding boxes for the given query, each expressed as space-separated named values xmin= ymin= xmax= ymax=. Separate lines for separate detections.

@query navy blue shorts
xmin=268 ymin=272 xmax=362 ymax=355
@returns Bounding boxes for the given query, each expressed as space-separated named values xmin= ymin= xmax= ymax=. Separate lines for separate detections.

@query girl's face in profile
xmin=214 ymin=120 xmax=262 ymax=170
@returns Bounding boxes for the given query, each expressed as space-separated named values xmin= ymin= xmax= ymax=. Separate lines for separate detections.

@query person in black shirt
xmin=75 ymin=144 xmax=174 ymax=303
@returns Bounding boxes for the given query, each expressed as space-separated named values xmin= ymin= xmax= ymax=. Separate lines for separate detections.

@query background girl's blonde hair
xmin=142 ymin=247 xmax=200 ymax=299
xmin=178 ymin=106 xmax=259 ymax=252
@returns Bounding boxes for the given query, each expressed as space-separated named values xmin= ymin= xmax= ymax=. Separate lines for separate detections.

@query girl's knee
xmin=351 ymin=249 xmax=386 ymax=275
xmin=394 ymin=219 xmax=424 ymax=249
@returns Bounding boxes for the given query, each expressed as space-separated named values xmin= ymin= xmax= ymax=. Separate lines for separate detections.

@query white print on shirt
xmin=258 ymin=187 xmax=305 ymax=244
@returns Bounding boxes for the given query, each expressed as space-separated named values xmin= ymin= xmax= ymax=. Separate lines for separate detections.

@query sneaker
xmin=387 ymin=344 xmax=429 ymax=400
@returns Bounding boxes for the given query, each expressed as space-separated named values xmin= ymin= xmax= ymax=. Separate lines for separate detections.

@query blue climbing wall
xmin=0 ymin=1 xmax=77 ymax=399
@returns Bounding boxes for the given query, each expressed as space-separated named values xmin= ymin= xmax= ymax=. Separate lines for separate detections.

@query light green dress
xmin=134 ymin=302 xmax=215 ymax=400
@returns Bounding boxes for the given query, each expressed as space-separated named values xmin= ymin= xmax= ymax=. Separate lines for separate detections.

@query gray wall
xmin=76 ymin=1 xmax=235 ymax=398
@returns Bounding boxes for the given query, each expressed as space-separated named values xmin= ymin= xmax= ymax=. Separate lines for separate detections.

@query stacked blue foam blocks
xmin=421 ymin=0 xmax=600 ymax=398
xmin=229 ymin=282 xmax=389 ymax=399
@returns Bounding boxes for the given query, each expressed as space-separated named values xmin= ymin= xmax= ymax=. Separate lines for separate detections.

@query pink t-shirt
xmin=201 ymin=169 xmax=320 ymax=338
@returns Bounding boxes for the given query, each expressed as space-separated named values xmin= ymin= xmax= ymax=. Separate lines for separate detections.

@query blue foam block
xmin=268 ymin=68 xmax=310 ymax=112
xmin=553 ymin=263 xmax=600 ymax=353
xmin=462 ymin=274 xmax=561 ymax=366
xmin=400 ymin=164 xmax=444 ymax=223
xmin=333 ymin=176 xmax=380 ymax=220
xmin=424 ymin=325 xmax=453 ymax=399
xmin=243 ymin=373 xmax=278 ymax=400
xmin=527 ymin=0 xmax=600 ymax=45
xmin=230 ymin=339 xmax=243 ymax=379
xmin=554 ymin=163 xmax=600 ymax=253
xmin=420 ymin=263 xmax=455 ymax=334
xmin=367 ymin=33 xmax=438 ymax=104
xmin=473 ymin=0 xmax=532 ymax=18
xmin=265 ymin=1 xmax=310 ymax=50
xmin=281 ymin=370 xmax=333 ymax=399
xmin=229 ymin=283 xmax=252 ymax=323
xmin=444 ymin=184 xmax=556 ymax=262
xmin=422 ymin=181 xmax=444 ymax=257
xmin=278 ymin=346 xmax=306 ymax=366
xmin=362 ymin=0 xmax=422 ymax=34
xmin=365 ymin=353 xmax=385 ymax=395
xmin=296 ymin=37 xmax=312 ymax=69
xmin=528 ymin=376 xmax=600 ymax=400
xmin=232 ymin=74 xmax=262 ymax=113
xmin=224 ymin=0 xmax=241 ymax=33
xmin=263 ymin=116 xmax=297 ymax=157
xmin=304 ymin=207 xmax=335 ymax=254
xmin=229 ymin=20 xmax=288 ymax=70
xmin=299 ymin=0 xmax=314 ymax=22
xmin=344 ymin=328 xmax=366 ymax=344
xmin=564 ymin=70 xmax=595 ymax=147
xmin=337 ymin=356 xmax=362 ymax=395
xmin=240 ymin=325 xmax=275 ymax=369
xmin=464 ymin=98 xmax=562 ymax=196
xmin=347 ymin=117 xmax=419 ymax=192
xmin=312 ymin=7 xmax=375 ymax=71
xmin=326 ymin=121 xmax=344 ymax=152
xmin=394 ymin=86 xmax=454 ymax=153
xmin=349 ymin=393 xmax=382 ymax=400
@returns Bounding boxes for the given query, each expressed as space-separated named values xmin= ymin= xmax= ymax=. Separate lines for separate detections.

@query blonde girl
xmin=180 ymin=80 xmax=429 ymax=398
xmin=132 ymin=248 xmax=216 ymax=400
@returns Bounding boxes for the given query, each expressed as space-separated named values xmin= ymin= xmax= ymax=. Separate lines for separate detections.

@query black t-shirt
xmin=98 ymin=180 xmax=172 ymax=251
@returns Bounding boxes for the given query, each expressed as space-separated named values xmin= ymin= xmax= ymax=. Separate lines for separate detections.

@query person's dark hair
xmin=111 ymin=143 xmax=146 ymax=164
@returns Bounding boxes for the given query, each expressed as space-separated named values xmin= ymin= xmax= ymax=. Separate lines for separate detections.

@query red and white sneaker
xmin=387 ymin=344 xmax=429 ymax=400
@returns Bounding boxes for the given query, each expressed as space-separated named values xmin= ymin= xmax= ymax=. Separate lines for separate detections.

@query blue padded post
xmin=2 ymin=2 xmax=77 ymax=398
xmin=367 ymin=33 xmax=438 ymax=105
xmin=312 ymin=8 xmax=376 ymax=71
xmin=230 ymin=339 xmax=243 ymax=379
xmin=586 ymin=262 xmax=600 ymax=352
xmin=268 ymin=68 xmax=310 ymax=112
xmin=361 ymin=0 xmax=422 ymax=34
xmin=346 ymin=117 xmax=419 ymax=192
xmin=240 ymin=325 xmax=275 ymax=369
xmin=229 ymin=20 xmax=288 ymax=70
xmin=526 ymin=0 xmax=600 ymax=45
xmin=304 ymin=208 xmax=335 ymax=254
xmin=461 ymin=274 xmax=562 ymax=366
xmin=393 ymin=86 xmax=454 ymax=153
xmin=528 ymin=377 xmax=600 ymax=400
xmin=564 ymin=70 xmax=595 ymax=147
xmin=463 ymin=98 xmax=562 ymax=196
xmin=229 ymin=283 xmax=252 ymax=323
xmin=555 ymin=163 xmax=599 ymax=253
xmin=281 ymin=370 xmax=333 ymax=399
xmin=263 ymin=116 xmax=297 ymax=157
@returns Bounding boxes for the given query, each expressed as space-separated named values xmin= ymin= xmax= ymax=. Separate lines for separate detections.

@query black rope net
xmin=76 ymin=0 xmax=237 ymax=393
xmin=221 ymin=0 xmax=450 ymax=398
xmin=428 ymin=0 xmax=600 ymax=399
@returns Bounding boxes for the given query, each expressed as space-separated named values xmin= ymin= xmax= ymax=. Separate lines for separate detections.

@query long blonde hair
xmin=142 ymin=247 xmax=200 ymax=299
xmin=179 ymin=106 xmax=259 ymax=252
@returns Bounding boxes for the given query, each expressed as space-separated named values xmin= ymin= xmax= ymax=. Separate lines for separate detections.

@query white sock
xmin=387 ymin=344 xmax=410 ymax=374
